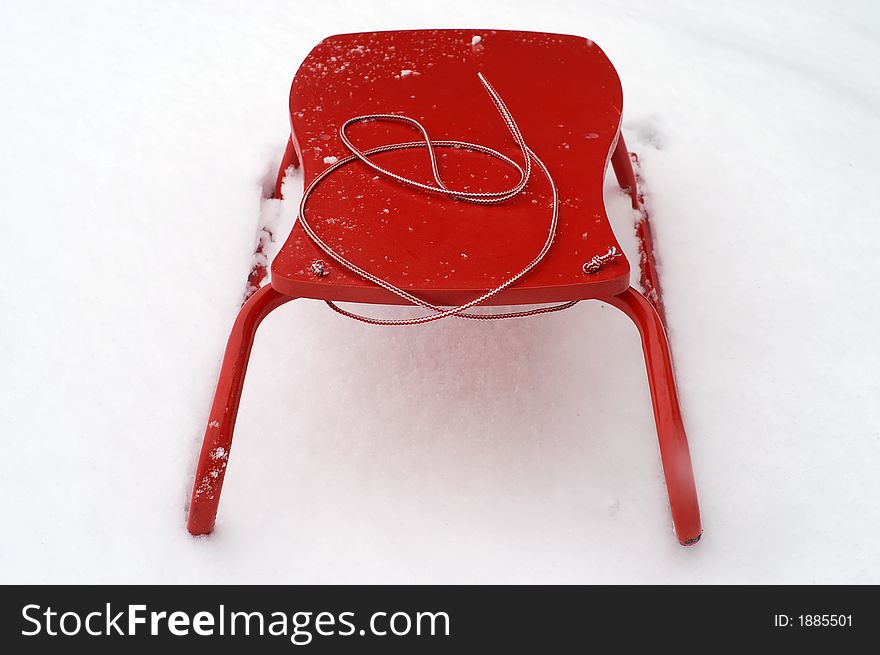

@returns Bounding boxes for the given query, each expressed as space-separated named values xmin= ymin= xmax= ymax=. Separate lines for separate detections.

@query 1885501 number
xmin=774 ymin=615 xmax=852 ymax=628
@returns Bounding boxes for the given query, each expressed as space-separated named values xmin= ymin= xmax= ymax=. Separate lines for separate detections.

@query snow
xmin=1 ymin=0 xmax=879 ymax=583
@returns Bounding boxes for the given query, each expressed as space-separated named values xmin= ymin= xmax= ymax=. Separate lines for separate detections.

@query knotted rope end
xmin=582 ymin=246 xmax=622 ymax=274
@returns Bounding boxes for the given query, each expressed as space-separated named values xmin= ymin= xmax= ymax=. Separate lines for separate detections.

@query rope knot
xmin=582 ymin=247 xmax=621 ymax=274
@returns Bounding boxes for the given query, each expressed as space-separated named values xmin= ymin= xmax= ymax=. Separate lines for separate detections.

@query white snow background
xmin=1 ymin=0 xmax=878 ymax=583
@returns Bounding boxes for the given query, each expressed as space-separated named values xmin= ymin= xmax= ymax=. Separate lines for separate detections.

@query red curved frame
xmin=188 ymin=31 xmax=701 ymax=546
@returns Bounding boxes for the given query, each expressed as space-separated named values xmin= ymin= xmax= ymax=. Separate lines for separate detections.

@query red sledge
xmin=188 ymin=30 xmax=702 ymax=545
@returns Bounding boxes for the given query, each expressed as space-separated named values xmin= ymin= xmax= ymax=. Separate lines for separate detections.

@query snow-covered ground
xmin=2 ymin=0 xmax=879 ymax=583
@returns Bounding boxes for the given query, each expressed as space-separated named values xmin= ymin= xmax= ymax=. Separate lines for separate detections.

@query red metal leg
xmin=187 ymin=285 xmax=295 ymax=535
xmin=273 ymin=135 xmax=300 ymax=199
xmin=609 ymin=133 xmax=667 ymax=324
xmin=611 ymin=133 xmax=638 ymax=208
xmin=606 ymin=287 xmax=702 ymax=545
xmin=246 ymin=137 xmax=301 ymax=300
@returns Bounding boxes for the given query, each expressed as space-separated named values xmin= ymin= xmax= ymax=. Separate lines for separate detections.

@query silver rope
xmin=296 ymin=73 xmax=606 ymax=325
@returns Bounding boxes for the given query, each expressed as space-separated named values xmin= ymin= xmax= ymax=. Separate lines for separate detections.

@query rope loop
xmin=296 ymin=74 xmax=610 ymax=325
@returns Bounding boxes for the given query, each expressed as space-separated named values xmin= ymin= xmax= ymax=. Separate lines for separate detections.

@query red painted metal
xmin=243 ymin=226 xmax=274 ymax=301
xmin=187 ymin=285 xmax=294 ymax=535
xmin=273 ymin=136 xmax=300 ymax=200
xmin=188 ymin=29 xmax=701 ymax=545
xmin=243 ymin=139 xmax=303 ymax=301
xmin=606 ymin=289 xmax=701 ymax=544
xmin=611 ymin=135 xmax=666 ymax=323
